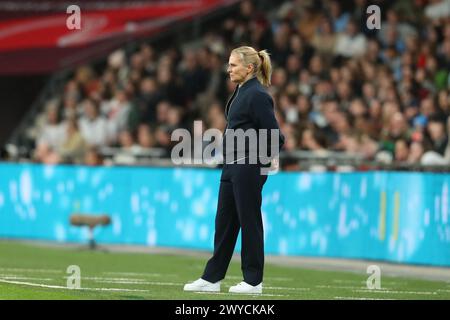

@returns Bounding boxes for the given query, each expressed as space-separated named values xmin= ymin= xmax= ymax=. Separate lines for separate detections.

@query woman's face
xmin=227 ymin=53 xmax=252 ymax=84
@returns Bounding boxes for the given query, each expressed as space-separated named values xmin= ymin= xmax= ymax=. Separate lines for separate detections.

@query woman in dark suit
xmin=184 ymin=46 xmax=284 ymax=294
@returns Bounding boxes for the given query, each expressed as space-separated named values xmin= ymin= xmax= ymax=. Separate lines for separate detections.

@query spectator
xmin=301 ymin=126 xmax=326 ymax=153
xmin=113 ymin=130 xmax=141 ymax=165
xmin=334 ymin=20 xmax=367 ymax=58
xmin=426 ymin=117 xmax=448 ymax=156
xmin=408 ymin=141 xmax=426 ymax=164
xmin=59 ymin=118 xmax=87 ymax=164
xmin=394 ymin=139 xmax=410 ymax=163
xmin=103 ymin=88 xmax=133 ymax=143
xmin=36 ymin=102 xmax=66 ymax=151
xmin=137 ymin=124 xmax=155 ymax=149
xmin=84 ymin=147 xmax=104 ymax=166
xmin=135 ymin=77 xmax=161 ymax=124
xmin=33 ymin=143 xmax=61 ymax=165
xmin=154 ymin=125 xmax=172 ymax=156
xmin=78 ymin=98 xmax=109 ymax=147
xmin=311 ymin=16 xmax=336 ymax=59
xmin=179 ymin=49 xmax=208 ymax=104
xmin=329 ymin=0 xmax=350 ymax=33
xmin=206 ymin=101 xmax=226 ymax=132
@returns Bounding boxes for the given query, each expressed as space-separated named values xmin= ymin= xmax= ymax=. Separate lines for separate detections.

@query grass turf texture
xmin=0 ymin=240 xmax=448 ymax=300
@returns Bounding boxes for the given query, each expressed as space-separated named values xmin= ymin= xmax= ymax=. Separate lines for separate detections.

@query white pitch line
xmin=317 ymin=285 xmax=438 ymax=295
xmin=353 ymin=289 xmax=437 ymax=295
xmin=103 ymin=272 xmax=170 ymax=277
xmin=114 ymin=273 xmax=295 ymax=282
xmin=331 ymin=279 xmax=406 ymax=285
xmin=93 ymin=280 xmax=182 ymax=286
xmin=105 ymin=272 xmax=293 ymax=283
xmin=93 ymin=280 xmax=156 ymax=285
xmin=0 ymin=278 xmax=290 ymax=296
xmin=81 ymin=287 xmax=149 ymax=292
xmin=0 ymin=267 xmax=61 ymax=274
xmin=0 ymin=279 xmax=67 ymax=290
xmin=226 ymin=275 xmax=293 ymax=281
xmin=0 ymin=278 xmax=150 ymax=292
xmin=264 ymin=286 xmax=310 ymax=291
xmin=334 ymin=296 xmax=394 ymax=300
xmin=316 ymin=285 xmax=364 ymax=289
xmin=89 ymin=279 xmax=309 ymax=292
xmin=64 ymin=276 xmax=149 ymax=282
xmin=0 ymin=275 xmax=54 ymax=281
xmin=332 ymin=280 xmax=365 ymax=284
xmin=194 ymin=291 xmax=289 ymax=297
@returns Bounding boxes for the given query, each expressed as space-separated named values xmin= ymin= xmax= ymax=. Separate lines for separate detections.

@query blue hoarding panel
xmin=0 ymin=163 xmax=449 ymax=266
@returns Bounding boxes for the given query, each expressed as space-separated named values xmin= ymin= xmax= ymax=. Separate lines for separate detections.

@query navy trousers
xmin=202 ymin=163 xmax=268 ymax=286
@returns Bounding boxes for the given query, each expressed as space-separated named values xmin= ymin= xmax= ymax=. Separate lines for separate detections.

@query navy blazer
xmin=222 ymin=77 xmax=285 ymax=164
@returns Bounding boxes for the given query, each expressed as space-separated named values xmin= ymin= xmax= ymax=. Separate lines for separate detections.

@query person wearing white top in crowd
xmin=334 ymin=20 xmax=367 ymax=58
xmin=78 ymin=98 xmax=109 ymax=147
xmin=37 ymin=104 xmax=66 ymax=151
xmin=101 ymin=88 xmax=132 ymax=144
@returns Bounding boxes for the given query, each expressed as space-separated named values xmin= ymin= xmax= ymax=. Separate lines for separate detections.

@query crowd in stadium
xmin=28 ymin=0 xmax=450 ymax=169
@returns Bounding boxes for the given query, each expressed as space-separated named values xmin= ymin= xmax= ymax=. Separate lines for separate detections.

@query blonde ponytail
xmin=231 ymin=46 xmax=273 ymax=87
xmin=257 ymin=50 xmax=272 ymax=87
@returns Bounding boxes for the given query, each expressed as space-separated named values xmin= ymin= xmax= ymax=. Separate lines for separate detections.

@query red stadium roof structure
xmin=0 ymin=0 xmax=239 ymax=74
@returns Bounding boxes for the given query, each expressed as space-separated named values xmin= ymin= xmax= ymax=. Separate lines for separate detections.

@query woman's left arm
xmin=250 ymin=91 xmax=285 ymax=151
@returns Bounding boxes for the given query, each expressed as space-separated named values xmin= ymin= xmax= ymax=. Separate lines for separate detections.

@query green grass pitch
xmin=0 ymin=240 xmax=448 ymax=300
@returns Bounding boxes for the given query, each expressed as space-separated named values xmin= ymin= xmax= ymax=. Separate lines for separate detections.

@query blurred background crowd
xmin=21 ymin=0 xmax=450 ymax=170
